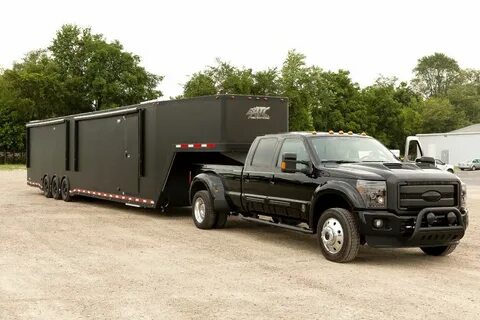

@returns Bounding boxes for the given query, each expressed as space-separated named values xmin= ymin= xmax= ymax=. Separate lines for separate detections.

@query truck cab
xmin=190 ymin=132 xmax=468 ymax=262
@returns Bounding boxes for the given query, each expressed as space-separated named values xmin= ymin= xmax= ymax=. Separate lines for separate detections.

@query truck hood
xmin=323 ymin=162 xmax=460 ymax=182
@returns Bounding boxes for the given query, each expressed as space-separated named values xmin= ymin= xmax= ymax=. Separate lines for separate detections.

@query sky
xmin=1 ymin=0 xmax=479 ymax=98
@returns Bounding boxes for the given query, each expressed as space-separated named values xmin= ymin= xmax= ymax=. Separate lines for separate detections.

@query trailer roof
xmin=26 ymin=94 xmax=289 ymax=127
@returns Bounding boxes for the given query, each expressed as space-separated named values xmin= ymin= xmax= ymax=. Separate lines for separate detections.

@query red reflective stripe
xmin=193 ymin=143 xmax=201 ymax=149
xmin=180 ymin=144 xmax=188 ymax=149
xmin=207 ymin=143 xmax=216 ymax=148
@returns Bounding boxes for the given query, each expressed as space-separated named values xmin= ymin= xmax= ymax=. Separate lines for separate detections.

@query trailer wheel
xmin=51 ymin=176 xmax=62 ymax=200
xmin=317 ymin=208 xmax=360 ymax=263
xmin=192 ymin=190 xmax=217 ymax=229
xmin=61 ymin=177 xmax=72 ymax=202
xmin=420 ymin=244 xmax=457 ymax=256
xmin=43 ymin=175 xmax=53 ymax=198
xmin=215 ymin=211 xmax=228 ymax=229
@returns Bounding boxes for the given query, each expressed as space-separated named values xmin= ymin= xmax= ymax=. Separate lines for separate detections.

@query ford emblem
xmin=421 ymin=191 xmax=442 ymax=202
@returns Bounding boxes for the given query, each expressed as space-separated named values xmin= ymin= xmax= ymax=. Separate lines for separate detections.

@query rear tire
xmin=472 ymin=166 xmax=476 ymax=171
xmin=192 ymin=190 xmax=217 ymax=229
xmin=51 ymin=176 xmax=61 ymax=200
xmin=317 ymin=208 xmax=360 ymax=263
xmin=420 ymin=244 xmax=457 ymax=256
xmin=43 ymin=175 xmax=52 ymax=198
xmin=447 ymin=169 xmax=454 ymax=173
xmin=61 ymin=177 xmax=72 ymax=202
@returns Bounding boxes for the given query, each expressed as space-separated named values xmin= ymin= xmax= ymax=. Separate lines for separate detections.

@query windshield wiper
xmin=321 ymin=160 xmax=359 ymax=164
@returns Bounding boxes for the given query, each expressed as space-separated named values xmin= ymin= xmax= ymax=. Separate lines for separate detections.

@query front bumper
xmin=357 ymin=207 xmax=468 ymax=248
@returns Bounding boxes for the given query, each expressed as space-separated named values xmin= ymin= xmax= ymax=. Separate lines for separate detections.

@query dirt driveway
xmin=1 ymin=170 xmax=479 ymax=319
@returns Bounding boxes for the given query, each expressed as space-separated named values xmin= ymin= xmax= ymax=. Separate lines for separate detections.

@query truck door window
xmin=251 ymin=138 xmax=278 ymax=168
xmin=277 ymin=139 xmax=310 ymax=170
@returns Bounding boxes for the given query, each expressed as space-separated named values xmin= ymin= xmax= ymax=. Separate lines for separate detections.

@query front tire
xmin=192 ymin=190 xmax=217 ymax=229
xmin=420 ymin=244 xmax=457 ymax=256
xmin=317 ymin=208 xmax=360 ymax=263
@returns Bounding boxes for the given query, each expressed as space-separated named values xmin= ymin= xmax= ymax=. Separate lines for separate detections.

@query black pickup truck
xmin=189 ymin=131 xmax=468 ymax=262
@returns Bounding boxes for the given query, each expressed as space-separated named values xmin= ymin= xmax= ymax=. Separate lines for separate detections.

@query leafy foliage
xmin=0 ymin=24 xmax=162 ymax=160
xmin=412 ymin=53 xmax=461 ymax=97
xmin=181 ymin=51 xmax=479 ymax=150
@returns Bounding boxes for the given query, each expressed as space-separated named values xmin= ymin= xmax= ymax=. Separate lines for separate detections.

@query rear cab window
xmin=250 ymin=138 xmax=278 ymax=169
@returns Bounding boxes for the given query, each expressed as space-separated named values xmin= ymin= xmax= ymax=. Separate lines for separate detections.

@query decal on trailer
xmin=246 ymin=106 xmax=270 ymax=120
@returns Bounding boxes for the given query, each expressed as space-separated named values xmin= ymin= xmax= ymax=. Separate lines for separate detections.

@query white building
xmin=412 ymin=123 xmax=480 ymax=166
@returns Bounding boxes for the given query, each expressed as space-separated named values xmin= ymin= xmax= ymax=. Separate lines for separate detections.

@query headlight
xmin=356 ymin=180 xmax=387 ymax=208
xmin=461 ymin=183 xmax=467 ymax=208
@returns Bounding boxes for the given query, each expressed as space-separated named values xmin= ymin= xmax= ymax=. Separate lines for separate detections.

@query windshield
xmin=309 ymin=136 xmax=399 ymax=163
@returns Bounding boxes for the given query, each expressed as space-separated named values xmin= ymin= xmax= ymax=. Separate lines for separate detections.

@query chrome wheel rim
xmin=194 ymin=197 xmax=206 ymax=223
xmin=321 ymin=218 xmax=344 ymax=254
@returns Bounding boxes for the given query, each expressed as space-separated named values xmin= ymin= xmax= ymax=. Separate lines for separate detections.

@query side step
xmin=241 ymin=216 xmax=314 ymax=234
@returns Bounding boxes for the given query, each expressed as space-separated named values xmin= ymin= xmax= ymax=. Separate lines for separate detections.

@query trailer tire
xmin=43 ymin=175 xmax=53 ymax=198
xmin=420 ymin=244 xmax=457 ymax=256
xmin=192 ymin=190 xmax=217 ymax=229
xmin=51 ymin=176 xmax=62 ymax=200
xmin=61 ymin=177 xmax=72 ymax=202
xmin=215 ymin=211 xmax=228 ymax=229
xmin=317 ymin=208 xmax=360 ymax=263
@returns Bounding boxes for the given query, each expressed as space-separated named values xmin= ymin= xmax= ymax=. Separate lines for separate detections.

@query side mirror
xmin=281 ymin=152 xmax=298 ymax=173
xmin=416 ymin=156 xmax=435 ymax=165
xmin=281 ymin=152 xmax=313 ymax=174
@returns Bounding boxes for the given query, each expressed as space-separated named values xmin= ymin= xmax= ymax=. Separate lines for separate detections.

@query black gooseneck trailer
xmin=26 ymin=95 xmax=288 ymax=209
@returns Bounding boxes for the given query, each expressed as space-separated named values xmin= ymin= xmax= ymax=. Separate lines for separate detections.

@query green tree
xmin=183 ymin=72 xmax=216 ymax=98
xmin=419 ymin=97 xmax=468 ymax=133
xmin=362 ymin=78 xmax=405 ymax=148
xmin=182 ymin=59 xmax=280 ymax=97
xmin=412 ymin=53 xmax=461 ymax=97
xmin=279 ymin=50 xmax=315 ymax=131
xmin=312 ymin=70 xmax=367 ymax=133
xmin=50 ymin=24 xmax=162 ymax=111
xmin=447 ymin=69 xmax=480 ymax=124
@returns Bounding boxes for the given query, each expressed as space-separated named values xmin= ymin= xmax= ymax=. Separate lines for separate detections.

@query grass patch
xmin=0 ymin=164 xmax=26 ymax=170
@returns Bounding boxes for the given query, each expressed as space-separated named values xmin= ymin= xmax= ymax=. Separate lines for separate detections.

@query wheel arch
xmin=309 ymin=182 xmax=362 ymax=233
xmin=189 ymin=172 xmax=230 ymax=213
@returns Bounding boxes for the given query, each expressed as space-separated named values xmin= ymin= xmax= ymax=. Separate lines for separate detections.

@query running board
xmin=241 ymin=216 xmax=314 ymax=234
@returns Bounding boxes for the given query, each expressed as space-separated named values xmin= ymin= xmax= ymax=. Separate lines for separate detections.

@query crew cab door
xmin=270 ymin=138 xmax=315 ymax=220
xmin=242 ymin=137 xmax=278 ymax=214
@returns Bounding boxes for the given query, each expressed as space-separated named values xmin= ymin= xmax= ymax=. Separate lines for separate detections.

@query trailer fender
xmin=189 ymin=173 xmax=230 ymax=213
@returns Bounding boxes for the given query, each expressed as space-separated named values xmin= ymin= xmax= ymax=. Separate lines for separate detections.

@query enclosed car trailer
xmin=26 ymin=95 xmax=288 ymax=209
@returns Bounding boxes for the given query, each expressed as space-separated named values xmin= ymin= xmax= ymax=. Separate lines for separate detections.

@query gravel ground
xmin=1 ymin=170 xmax=479 ymax=319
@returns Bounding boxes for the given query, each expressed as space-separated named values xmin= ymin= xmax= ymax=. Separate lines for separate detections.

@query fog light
xmin=447 ymin=212 xmax=457 ymax=224
xmin=426 ymin=212 xmax=436 ymax=225
xmin=373 ymin=219 xmax=384 ymax=229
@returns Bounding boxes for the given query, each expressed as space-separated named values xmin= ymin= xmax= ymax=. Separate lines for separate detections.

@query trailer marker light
xmin=122 ymin=196 xmax=126 ymax=200
xmin=150 ymin=200 xmax=155 ymax=204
